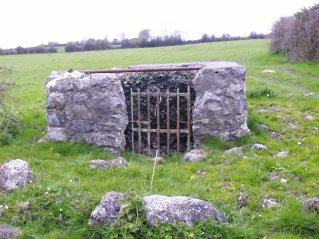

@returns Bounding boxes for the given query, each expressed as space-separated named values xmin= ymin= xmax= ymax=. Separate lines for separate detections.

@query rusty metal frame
xmin=130 ymin=87 xmax=191 ymax=156
xmin=81 ymin=66 xmax=202 ymax=74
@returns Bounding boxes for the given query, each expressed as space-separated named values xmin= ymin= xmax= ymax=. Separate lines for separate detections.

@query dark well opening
xmin=119 ymin=70 xmax=197 ymax=156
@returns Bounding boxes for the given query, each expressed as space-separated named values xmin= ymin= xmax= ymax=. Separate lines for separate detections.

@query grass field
xmin=0 ymin=39 xmax=318 ymax=238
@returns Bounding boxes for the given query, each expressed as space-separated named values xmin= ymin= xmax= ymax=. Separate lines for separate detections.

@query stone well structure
xmin=44 ymin=62 xmax=250 ymax=154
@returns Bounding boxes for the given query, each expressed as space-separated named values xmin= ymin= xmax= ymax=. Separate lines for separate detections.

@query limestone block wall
xmin=44 ymin=62 xmax=250 ymax=154
xmin=45 ymin=72 xmax=128 ymax=154
xmin=192 ymin=62 xmax=250 ymax=145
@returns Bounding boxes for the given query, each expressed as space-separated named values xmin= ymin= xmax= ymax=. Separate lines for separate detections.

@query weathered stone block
xmin=46 ymin=92 xmax=66 ymax=109
xmin=192 ymin=62 xmax=250 ymax=144
xmin=47 ymin=127 xmax=67 ymax=141
xmin=44 ymin=71 xmax=128 ymax=154
xmin=47 ymin=110 xmax=65 ymax=127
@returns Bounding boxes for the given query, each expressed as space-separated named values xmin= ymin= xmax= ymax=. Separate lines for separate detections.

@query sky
xmin=0 ymin=0 xmax=318 ymax=48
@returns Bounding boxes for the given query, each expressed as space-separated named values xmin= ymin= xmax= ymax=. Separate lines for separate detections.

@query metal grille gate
xmin=130 ymin=86 xmax=191 ymax=156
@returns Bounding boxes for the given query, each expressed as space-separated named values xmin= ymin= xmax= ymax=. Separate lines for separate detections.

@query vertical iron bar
xmin=166 ymin=89 xmax=170 ymax=155
xmin=177 ymin=88 xmax=180 ymax=152
xmin=137 ymin=88 xmax=142 ymax=154
xmin=147 ymin=88 xmax=151 ymax=156
xmin=187 ymin=85 xmax=191 ymax=151
xmin=130 ymin=88 xmax=134 ymax=153
xmin=157 ymin=88 xmax=160 ymax=155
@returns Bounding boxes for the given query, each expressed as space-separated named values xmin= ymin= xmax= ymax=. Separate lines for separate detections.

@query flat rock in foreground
xmin=0 ymin=159 xmax=33 ymax=192
xmin=89 ymin=192 xmax=227 ymax=227
xmin=143 ymin=195 xmax=227 ymax=226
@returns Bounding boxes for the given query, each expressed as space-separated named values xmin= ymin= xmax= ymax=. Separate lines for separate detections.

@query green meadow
xmin=0 ymin=39 xmax=318 ymax=238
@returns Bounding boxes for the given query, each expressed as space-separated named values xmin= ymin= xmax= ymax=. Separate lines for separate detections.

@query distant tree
xmin=201 ymin=34 xmax=210 ymax=42
xmin=211 ymin=35 xmax=216 ymax=42
xmin=139 ymin=38 xmax=148 ymax=48
xmin=65 ymin=38 xmax=111 ymax=52
xmin=16 ymin=46 xmax=26 ymax=54
xmin=48 ymin=47 xmax=57 ymax=53
xmin=112 ymin=38 xmax=120 ymax=45
xmin=121 ymin=39 xmax=136 ymax=48
xmin=138 ymin=29 xmax=151 ymax=41
xmin=249 ymin=31 xmax=258 ymax=39
xmin=220 ymin=33 xmax=231 ymax=41
xmin=148 ymin=36 xmax=164 ymax=47
xmin=65 ymin=42 xmax=76 ymax=52
xmin=249 ymin=31 xmax=265 ymax=39
xmin=83 ymin=38 xmax=96 ymax=51
xmin=173 ymin=31 xmax=183 ymax=45
xmin=0 ymin=48 xmax=2 ymax=55
xmin=96 ymin=38 xmax=110 ymax=50
xmin=33 ymin=45 xmax=47 ymax=53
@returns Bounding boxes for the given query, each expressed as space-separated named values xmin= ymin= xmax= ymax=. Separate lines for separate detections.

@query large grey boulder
xmin=89 ymin=192 xmax=124 ymax=226
xmin=192 ymin=62 xmax=250 ymax=144
xmin=143 ymin=195 xmax=227 ymax=226
xmin=0 ymin=225 xmax=21 ymax=239
xmin=0 ymin=159 xmax=33 ymax=192
xmin=45 ymin=71 xmax=128 ymax=154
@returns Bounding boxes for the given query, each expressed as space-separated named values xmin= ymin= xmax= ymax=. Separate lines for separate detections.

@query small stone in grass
xmin=262 ymin=69 xmax=276 ymax=73
xmin=224 ymin=147 xmax=243 ymax=155
xmin=89 ymin=157 xmax=128 ymax=169
xmin=261 ymin=198 xmax=278 ymax=208
xmin=303 ymin=198 xmax=319 ymax=213
xmin=183 ymin=149 xmax=208 ymax=162
xmin=274 ymin=151 xmax=288 ymax=157
xmin=304 ymin=116 xmax=315 ymax=121
xmin=251 ymin=144 xmax=267 ymax=151
xmin=304 ymin=92 xmax=315 ymax=97
xmin=196 ymin=170 xmax=207 ymax=176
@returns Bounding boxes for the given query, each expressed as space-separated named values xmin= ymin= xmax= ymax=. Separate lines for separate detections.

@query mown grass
xmin=0 ymin=39 xmax=318 ymax=238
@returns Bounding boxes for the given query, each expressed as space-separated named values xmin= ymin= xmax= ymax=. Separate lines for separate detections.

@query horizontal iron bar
xmin=80 ymin=66 xmax=202 ymax=74
xmin=131 ymin=92 xmax=189 ymax=97
xmin=132 ymin=127 xmax=189 ymax=134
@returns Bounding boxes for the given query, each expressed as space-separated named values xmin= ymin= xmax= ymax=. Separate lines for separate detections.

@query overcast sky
xmin=0 ymin=0 xmax=318 ymax=48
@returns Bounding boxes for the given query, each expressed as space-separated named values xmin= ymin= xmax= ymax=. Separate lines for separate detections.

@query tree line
xmin=64 ymin=30 xmax=266 ymax=52
xmin=270 ymin=3 xmax=319 ymax=62
xmin=0 ymin=30 xmax=267 ymax=55
xmin=0 ymin=45 xmax=57 ymax=55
